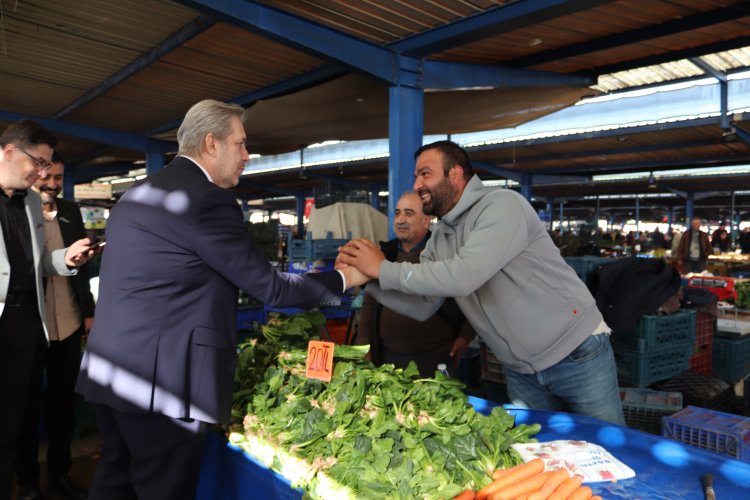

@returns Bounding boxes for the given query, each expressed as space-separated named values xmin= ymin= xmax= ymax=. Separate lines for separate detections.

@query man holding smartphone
xmin=0 ymin=120 xmax=93 ymax=500
xmin=15 ymin=153 xmax=95 ymax=499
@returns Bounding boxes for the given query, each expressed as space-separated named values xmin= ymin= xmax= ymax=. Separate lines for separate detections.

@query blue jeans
xmin=504 ymin=334 xmax=626 ymax=426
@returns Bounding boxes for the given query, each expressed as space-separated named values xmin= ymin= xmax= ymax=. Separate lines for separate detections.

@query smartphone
xmin=89 ymin=240 xmax=106 ymax=250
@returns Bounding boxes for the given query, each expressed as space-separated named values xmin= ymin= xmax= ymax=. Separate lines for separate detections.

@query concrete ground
xmin=12 ymin=432 xmax=101 ymax=500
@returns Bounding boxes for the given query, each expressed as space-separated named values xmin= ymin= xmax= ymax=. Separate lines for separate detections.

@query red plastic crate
xmin=695 ymin=311 xmax=716 ymax=348
xmin=689 ymin=345 xmax=713 ymax=376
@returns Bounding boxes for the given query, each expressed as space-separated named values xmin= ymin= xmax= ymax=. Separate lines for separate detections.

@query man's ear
xmin=203 ymin=133 xmax=217 ymax=157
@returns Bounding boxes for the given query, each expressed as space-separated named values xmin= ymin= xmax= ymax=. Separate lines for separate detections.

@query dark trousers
xmin=16 ymin=327 xmax=84 ymax=485
xmin=88 ymin=404 xmax=205 ymax=500
xmin=685 ymin=259 xmax=707 ymax=273
xmin=0 ymin=298 xmax=42 ymax=500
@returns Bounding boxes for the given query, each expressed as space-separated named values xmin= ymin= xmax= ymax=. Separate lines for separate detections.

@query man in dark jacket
xmin=16 ymin=154 xmax=95 ymax=499
xmin=676 ymin=217 xmax=713 ymax=273
xmin=356 ymin=191 xmax=475 ymax=377
xmin=76 ymin=100 xmax=367 ymax=500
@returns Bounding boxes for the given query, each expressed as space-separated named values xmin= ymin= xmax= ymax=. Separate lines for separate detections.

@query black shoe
xmin=48 ymin=475 xmax=87 ymax=499
xmin=17 ymin=483 xmax=46 ymax=500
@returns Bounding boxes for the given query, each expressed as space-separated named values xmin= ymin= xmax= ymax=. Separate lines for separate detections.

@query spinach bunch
xmin=231 ymin=344 xmax=539 ymax=500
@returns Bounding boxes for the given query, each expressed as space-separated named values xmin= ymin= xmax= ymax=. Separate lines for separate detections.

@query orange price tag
xmin=306 ymin=340 xmax=335 ymax=382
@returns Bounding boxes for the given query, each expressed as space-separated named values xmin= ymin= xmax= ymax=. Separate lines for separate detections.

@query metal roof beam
xmin=488 ymin=138 xmax=727 ymax=165
xmin=391 ymin=0 xmax=615 ymax=57
xmin=75 ymin=163 xmax=140 ymax=183
xmin=689 ymin=58 xmax=727 ymax=83
xmin=734 ymin=125 xmax=750 ymax=146
xmin=422 ymin=61 xmax=593 ymax=89
xmin=513 ymin=4 xmax=750 ymax=68
xmin=593 ymin=34 xmax=750 ymax=76
xmin=53 ymin=15 xmax=215 ymax=120
xmin=533 ymin=154 xmax=750 ymax=175
xmin=473 ymin=160 xmax=522 ymax=181
xmin=176 ymin=0 xmax=412 ymax=85
xmin=303 ymin=172 xmax=369 ymax=189
xmin=0 ymin=109 xmax=176 ymax=153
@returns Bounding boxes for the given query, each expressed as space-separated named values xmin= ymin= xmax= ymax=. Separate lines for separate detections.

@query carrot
xmin=590 ymin=496 xmax=603 ymax=500
xmin=527 ymin=469 xmax=570 ymax=500
xmin=452 ymin=489 xmax=476 ymax=500
xmin=565 ymin=486 xmax=593 ymax=500
xmin=489 ymin=472 xmax=551 ymax=500
xmin=493 ymin=467 xmax=514 ymax=480
xmin=513 ymin=495 xmax=530 ymax=500
xmin=546 ymin=476 xmax=583 ymax=500
xmin=476 ymin=459 xmax=546 ymax=500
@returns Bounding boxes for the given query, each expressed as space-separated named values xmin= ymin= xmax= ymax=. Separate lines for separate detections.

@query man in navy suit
xmin=76 ymin=99 xmax=366 ymax=499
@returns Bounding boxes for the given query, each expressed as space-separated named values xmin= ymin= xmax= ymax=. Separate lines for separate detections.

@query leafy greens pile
xmin=230 ymin=339 xmax=540 ymax=499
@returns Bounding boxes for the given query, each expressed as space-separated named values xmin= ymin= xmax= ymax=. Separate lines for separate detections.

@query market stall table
xmin=196 ymin=397 xmax=750 ymax=499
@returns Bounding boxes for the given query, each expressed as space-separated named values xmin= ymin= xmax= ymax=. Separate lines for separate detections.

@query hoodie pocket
xmin=503 ymin=276 xmax=579 ymax=356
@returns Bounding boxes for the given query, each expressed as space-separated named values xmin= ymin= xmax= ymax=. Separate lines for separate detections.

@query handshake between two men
xmin=336 ymin=238 xmax=385 ymax=289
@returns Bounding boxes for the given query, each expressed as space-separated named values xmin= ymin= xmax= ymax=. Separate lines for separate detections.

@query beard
xmin=39 ymin=188 xmax=59 ymax=204
xmin=419 ymin=176 xmax=454 ymax=217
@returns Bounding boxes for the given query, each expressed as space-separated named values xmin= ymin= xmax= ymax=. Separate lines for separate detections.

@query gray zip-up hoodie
xmin=366 ymin=175 xmax=603 ymax=374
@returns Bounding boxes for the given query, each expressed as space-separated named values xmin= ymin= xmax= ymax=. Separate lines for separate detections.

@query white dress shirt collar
xmin=180 ymin=155 xmax=214 ymax=184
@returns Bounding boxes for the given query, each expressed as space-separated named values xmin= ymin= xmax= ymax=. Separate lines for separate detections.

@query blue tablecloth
xmin=196 ymin=396 xmax=750 ymax=499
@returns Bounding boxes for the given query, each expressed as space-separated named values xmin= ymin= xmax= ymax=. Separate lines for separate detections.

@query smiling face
xmin=394 ymin=192 xmax=430 ymax=249
xmin=413 ymin=148 xmax=461 ymax=217
xmin=1 ymin=142 xmax=54 ymax=191
xmin=33 ymin=161 xmax=64 ymax=203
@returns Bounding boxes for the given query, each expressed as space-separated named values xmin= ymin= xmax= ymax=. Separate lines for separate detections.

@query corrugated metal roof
xmin=0 ymin=0 xmax=197 ymax=116
xmin=254 ymin=0 xmax=503 ymax=45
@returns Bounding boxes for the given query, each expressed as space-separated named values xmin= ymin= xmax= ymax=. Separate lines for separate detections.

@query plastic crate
xmin=694 ymin=311 xmax=716 ymax=348
xmin=713 ymin=335 xmax=750 ymax=383
xmin=662 ymin=406 xmax=750 ymax=462
xmin=655 ymin=371 xmax=735 ymax=412
xmin=237 ymin=306 xmax=266 ymax=330
xmin=688 ymin=344 xmax=713 ymax=376
xmin=479 ymin=342 xmax=505 ymax=384
xmin=620 ymin=388 xmax=683 ymax=435
xmin=563 ymin=256 xmax=612 ymax=284
xmin=617 ymin=310 xmax=696 ymax=352
xmin=288 ymin=233 xmax=348 ymax=262
xmin=614 ymin=343 xmax=693 ymax=387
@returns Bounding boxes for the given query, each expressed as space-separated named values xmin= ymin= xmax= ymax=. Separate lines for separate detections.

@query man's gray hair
xmin=177 ymin=100 xmax=245 ymax=157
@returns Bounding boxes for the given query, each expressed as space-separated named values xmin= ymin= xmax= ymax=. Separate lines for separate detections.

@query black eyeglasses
xmin=19 ymin=149 xmax=53 ymax=170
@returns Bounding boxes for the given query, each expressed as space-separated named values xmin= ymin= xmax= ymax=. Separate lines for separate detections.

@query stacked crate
xmin=663 ymin=406 xmax=750 ymax=462
xmin=713 ymin=335 xmax=750 ymax=384
xmin=655 ymin=371 xmax=735 ymax=412
xmin=689 ymin=311 xmax=716 ymax=376
xmin=614 ymin=310 xmax=696 ymax=387
xmin=563 ymin=256 xmax=612 ymax=284
xmin=620 ymin=387 xmax=683 ymax=435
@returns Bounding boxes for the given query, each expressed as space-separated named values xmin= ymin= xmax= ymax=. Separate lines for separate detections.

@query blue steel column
xmin=559 ymin=202 xmax=564 ymax=236
xmin=686 ymin=193 xmax=695 ymax=223
xmin=520 ymin=173 xmax=532 ymax=201
xmin=546 ymin=197 xmax=553 ymax=231
xmin=63 ymin=164 xmax=77 ymax=201
xmin=146 ymin=149 xmax=166 ymax=175
xmin=667 ymin=206 xmax=673 ymax=232
xmin=388 ymin=84 xmax=423 ymax=239
xmin=296 ymin=196 xmax=305 ymax=236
